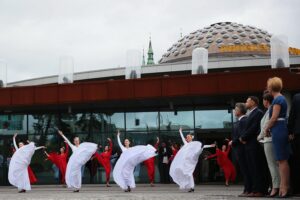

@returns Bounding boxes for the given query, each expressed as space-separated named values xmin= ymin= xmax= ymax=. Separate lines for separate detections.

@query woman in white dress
xmin=8 ymin=133 xmax=45 ymax=193
xmin=57 ymin=130 xmax=97 ymax=192
xmin=170 ymin=128 xmax=212 ymax=192
xmin=113 ymin=130 xmax=157 ymax=192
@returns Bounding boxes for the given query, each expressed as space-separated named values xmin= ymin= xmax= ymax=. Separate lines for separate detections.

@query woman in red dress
xmin=169 ymin=143 xmax=179 ymax=163
xmin=143 ymin=137 xmax=159 ymax=187
xmin=205 ymin=142 xmax=236 ymax=186
xmin=93 ymin=138 xmax=113 ymax=187
xmin=44 ymin=142 xmax=69 ymax=184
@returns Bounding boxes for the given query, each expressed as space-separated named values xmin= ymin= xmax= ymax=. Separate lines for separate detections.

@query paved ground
xmin=0 ymin=184 xmax=299 ymax=200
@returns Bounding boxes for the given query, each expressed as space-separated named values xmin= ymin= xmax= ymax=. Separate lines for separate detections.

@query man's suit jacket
xmin=232 ymin=116 xmax=248 ymax=147
xmin=241 ymin=108 xmax=264 ymax=145
xmin=288 ymin=93 xmax=300 ymax=135
xmin=158 ymin=146 xmax=172 ymax=164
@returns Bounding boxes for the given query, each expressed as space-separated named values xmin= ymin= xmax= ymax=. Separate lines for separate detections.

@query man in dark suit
xmin=230 ymin=102 xmax=252 ymax=197
xmin=239 ymin=96 xmax=267 ymax=197
xmin=158 ymin=142 xmax=172 ymax=183
xmin=288 ymin=93 xmax=300 ymax=196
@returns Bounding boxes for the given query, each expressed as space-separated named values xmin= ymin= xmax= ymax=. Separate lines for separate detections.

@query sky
xmin=0 ymin=0 xmax=299 ymax=83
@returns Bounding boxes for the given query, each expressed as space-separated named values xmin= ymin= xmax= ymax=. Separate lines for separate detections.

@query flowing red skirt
xmin=28 ymin=166 xmax=37 ymax=184
xmin=143 ymin=157 xmax=155 ymax=183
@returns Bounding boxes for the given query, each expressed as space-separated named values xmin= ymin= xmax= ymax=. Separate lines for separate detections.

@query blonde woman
xmin=265 ymin=77 xmax=290 ymax=198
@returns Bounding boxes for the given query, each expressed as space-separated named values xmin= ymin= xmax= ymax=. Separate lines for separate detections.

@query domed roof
xmin=159 ymin=22 xmax=273 ymax=63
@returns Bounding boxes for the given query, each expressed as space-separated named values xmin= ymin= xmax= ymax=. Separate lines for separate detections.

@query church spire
xmin=147 ymin=36 xmax=154 ymax=65
xmin=142 ymin=48 xmax=146 ymax=66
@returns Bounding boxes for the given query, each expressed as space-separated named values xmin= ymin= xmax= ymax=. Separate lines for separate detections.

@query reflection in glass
xmin=0 ymin=115 xmax=27 ymax=135
xmin=126 ymin=112 xmax=159 ymax=131
xmin=160 ymin=111 xmax=193 ymax=130
xmin=195 ymin=110 xmax=232 ymax=129
xmin=90 ymin=112 xmax=125 ymax=148
xmin=90 ymin=112 xmax=125 ymax=133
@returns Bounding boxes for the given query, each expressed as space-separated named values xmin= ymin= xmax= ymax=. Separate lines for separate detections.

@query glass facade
xmin=195 ymin=110 xmax=233 ymax=129
xmin=0 ymin=109 xmax=234 ymax=185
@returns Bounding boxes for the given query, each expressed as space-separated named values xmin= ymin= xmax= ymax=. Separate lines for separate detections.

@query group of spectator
xmin=231 ymin=77 xmax=300 ymax=198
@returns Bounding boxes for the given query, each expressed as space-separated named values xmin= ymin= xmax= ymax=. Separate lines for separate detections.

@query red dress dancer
xmin=45 ymin=143 xmax=69 ymax=184
xmin=143 ymin=137 xmax=159 ymax=186
xmin=206 ymin=144 xmax=236 ymax=186
xmin=169 ymin=144 xmax=179 ymax=162
xmin=94 ymin=138 xmax=113 ymax=186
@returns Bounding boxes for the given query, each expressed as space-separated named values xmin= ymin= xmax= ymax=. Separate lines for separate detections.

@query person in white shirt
xmin=257 ymin=92 xmax=280 ymax=197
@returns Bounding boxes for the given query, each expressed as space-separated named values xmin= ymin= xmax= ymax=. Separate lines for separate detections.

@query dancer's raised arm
xmin=117 ymin=130 xmax=126 ymax=152
xmin=179 ymin=128 xmax=187 ymax=145
xmin=58 ymin=130 xmax=76 ymax=151
xmin=202 ymin=144 xmax=216 ymax=149
xmin=13 ymin=133 xmax=18 ymax=150
xmin=64 ymin=141 xmax=69 ymax=155
xmin=35 ymin=146 xmax=46 ymax=151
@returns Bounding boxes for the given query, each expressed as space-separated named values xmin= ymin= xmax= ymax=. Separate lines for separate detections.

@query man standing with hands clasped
xmin=239 ymin=96 xmax=267 ymax=197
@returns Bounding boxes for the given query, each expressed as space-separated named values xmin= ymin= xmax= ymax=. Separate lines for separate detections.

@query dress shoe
xmin=252 ymin=192 xmax=264 ymax=197
xmin=124 ymin=186 xmax=131 ymax=192
xmin=188 ymin=188 xmax=194 ymax=192
xmin=238 ymin=192 xmax=249 ymax=197
xmin=246 ymin=192 xmax=254 ymax=197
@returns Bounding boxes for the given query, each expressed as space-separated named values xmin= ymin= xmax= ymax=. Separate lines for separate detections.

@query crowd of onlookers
xmin=231 ymin=77 xmax=300 ymax=198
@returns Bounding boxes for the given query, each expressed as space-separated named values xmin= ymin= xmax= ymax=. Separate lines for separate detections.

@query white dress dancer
xmin=170 ymin=128 xmax=212 ymax=192
xmin=8 ymin=134 xmax=45 ymax=193
xmin=113 ymin=131 xmax=157 ymax=192
xmin=58 ymin=131 xmax=97 ymax=192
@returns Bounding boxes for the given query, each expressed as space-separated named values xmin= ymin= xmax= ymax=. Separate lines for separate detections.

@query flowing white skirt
xmin=8 ymin=142 xmax=35 ymax=191
xmin=65 ymin=142 xmax=97 ymax=189
xmin=113 ymin=145 xmax=157 ymax=190
xmin=170 ymin=141 xmax=202 ymax=189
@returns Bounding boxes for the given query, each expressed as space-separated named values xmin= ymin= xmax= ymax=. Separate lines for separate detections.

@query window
xmin=195 ymin=110 xmax=232 ymax=129
xmin=90 ymin=112 xmax=125 ymax=133
xmin=126 ymin=112 xmax=159 ymax=131
xmin=160 ymin=111 xmax=194 ymax=130
xmin=0 ymin=114 xmax=27 ymax=135
xmin=28 ymin=114 xmax=58 ymax=135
